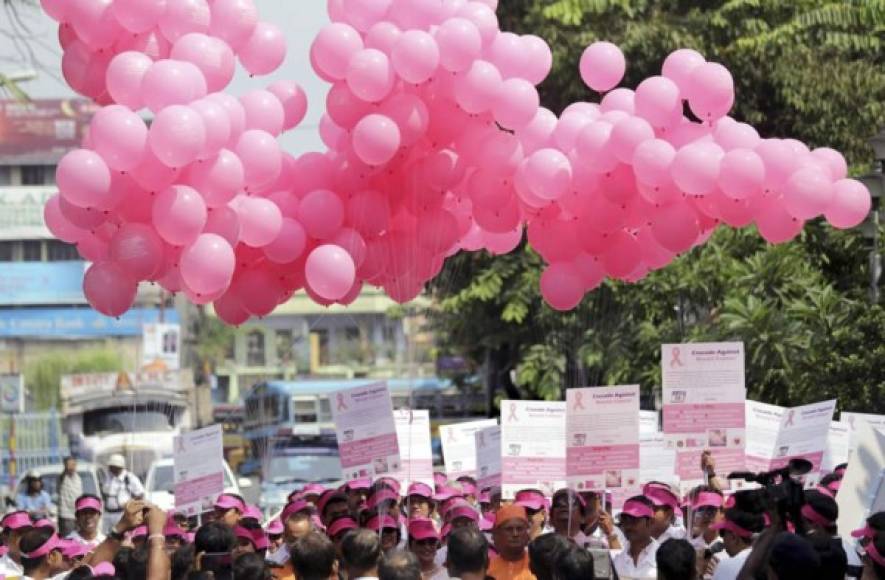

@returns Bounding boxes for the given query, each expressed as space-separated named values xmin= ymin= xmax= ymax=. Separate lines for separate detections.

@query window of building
xmin=0 ymin=241 xmax=13 ymax=262
xmin=314 ymin=328 xmax=329 ymax=365
xmin=0 ymin=166 xmax=11 ymax=185
xmin=20 ymin=165 xmax=55 ymax=185
xmin=21 ymin=240 xmax=43 ymax=261
xmin=246 ymin=331 xmax=266 ymax=367
xmin=276 ymin=329 xmax=293 ymax=364
xmin=46 ymin=240 xmax=80 ymax=261
xmin=224 ymin=336 xmax=235 ymax=361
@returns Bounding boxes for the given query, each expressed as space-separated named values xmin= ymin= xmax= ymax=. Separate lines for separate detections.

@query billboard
xmin=0 ymin=306 xmax=178 ymax=338
xmin=0 ymin=99 xmax=97 ymax=164
xmin=0 ymin=187 xmax=56 ymax=240
xmin=0 ymin=261 xmax=88 ymax=305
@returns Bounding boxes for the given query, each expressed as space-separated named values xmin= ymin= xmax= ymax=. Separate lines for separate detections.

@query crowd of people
xmin=0 ymin=451 xmax=882 ymax=580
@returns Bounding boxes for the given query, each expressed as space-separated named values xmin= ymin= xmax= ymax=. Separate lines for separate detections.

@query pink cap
xmin=33 ymin=519 xmax=55 ymax=530
xmin=316 ymin=491 xmax=347 ymax=515
xmin=367 ymin=488 xmax=400 ymax=510
xmin=92 ymin=562 xmax=115 ymax=576
xmin=434 ymin=472 xmax=448 ymax=488
xmin=710 ymin=519 xmax=754 ymax=539
xmin=2 ymin=511 xmax=32 ymax=531
xmin=644 ymin=486 xmax=682 ymax=514
xmin=346 ymin=478 xmax=372 ymax=491
xmin=327 ymin=517 xmax=358 ymax=538
xmin=816 ymin=485 xmax=835 ymax=498
xmin=131 ymin=526 xmax=148 ymax=539
xmin=60 ymin=540 xmax=91 ymax=559
xmin=266 ymin=520 xmax=284 ymax=536
xmin=448 ymin=506 xmax=479 ymax=523
xmin=252 ymin=528 xmax=269 ymax=551
xmin=621 ymin=499 xmax=654 ymax=519
xmin=408 ymin=518 xmax=439 ymax=541
xmin=692 ymin=491 xmax=724 ymax=509
xmin=214 ymin=494 xmax=246 ymax=512
xmin=301 ymin=483 xmax=326 ymax=498
xmin=825 ymin=479 xmax=842 ymax=493
xmin=441 ymin=523 xmax=452 ymax=539
xmin=377 ymin=477 xmax=402 ymax=495
xmin=243 ymin=505 xmax=263 ymax=522
xmin=851 ymin=524 xmax=874 ymax=539
xmin=801 ymin=504 xmax=835 ymax=528
xmin=164 ymin=520 xmax=188 ymax=539
xmin=434 ymin=486 xmax=463 ymax=503
xmin=366 ymin=514 xmax=399 ymax=532
xmin=234 ymin=526 xmax=256 ymax=545
xmin=407 ymin=482 xmax=434 ymax=499
xmin=478 ymin=490 xmax=491 ymax=504
xmin=514 ymin=490 xmax=547 ymax=511
xmin=75 ymin=496 xmax=103 ymax=513
xmin=281 ymin=500 xmax=313 ymax=523
xmin=22 ymin=533 xmax=60 ymax=559
xmin=459 ymin=481 xmax=477 ymax=496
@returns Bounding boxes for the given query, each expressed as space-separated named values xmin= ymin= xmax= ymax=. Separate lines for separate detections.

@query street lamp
xmin=860 ymin=128 xmax=885 ymax=303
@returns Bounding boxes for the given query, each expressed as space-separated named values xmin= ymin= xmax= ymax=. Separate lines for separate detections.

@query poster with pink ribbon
xmin=840 ymin=412 xmax=885 ymax=451
xmin=500 ymin=400 xmax=566 ymax=499
xmin=745 ymin=399 xmax=836 ymax=475
xmin=440 ymin=419 xmax=498 ymax=479
xmin=475 ymin=425 xmax=502 ymax=491
xmin=388 ymin=409 xmax=434 ymax=490
xmin=821 ymin=421 xmax=851 ymax=472
xmin=662 ymin=342 xmax=747 ymax=485
xmin=173 ymin=424 xmax=225 ymax=516
xmin=565 ymin=386 xmax=640 ymax=496
xmin=330 ymin=381 xmax=401 ymax=480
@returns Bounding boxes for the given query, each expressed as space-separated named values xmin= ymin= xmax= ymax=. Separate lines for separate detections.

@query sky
xmin=0 ymin=0 xmax=329 ymax=155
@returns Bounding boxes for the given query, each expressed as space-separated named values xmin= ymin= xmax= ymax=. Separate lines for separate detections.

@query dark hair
xmin=872 ymin=533 xmax=885 ymax=580
xmin=807 ymin=535 xmax=847 ymax=580
xmin=446 ymin=527 xmax=489 ymax=578
xmin=723 ymin=508 xmax=765 ymax=536
xmin=656 ymin=539 xmax=696 ymax=580
xmin=769 ymin=532 xmax=821 ymax=580
xmin=552 ymin=545 xmax=594 ymax=580
xmin=124 ymin=545 xmax=149 ymax=580
xmin=341 ymin=529 xmax=381 ymax=575
xmin=112 ymin=547 xmax=133 ymax=576
xmin=233 ymin=552 xmax=271 ymax=580
xmin=291 ymin=532 xmax=337 ymax=580
xmin=195 ymin=522 xmax=236 ymax=554
xmin=67 ymin=566 xmax=95 ymax=580
xmin=321 ymin=493 xmax=349 ymax=519
xmin=378 ymin=551 xmax=421 ymax=580
xmin=171 ymin=544 xmax=196 ymax=580
xmin=804 ymin=490 xmax=839 ymax=533
xmin=819 ymin=473 xmax=842 ymax=488
xmin=551 ymin=489 xmax=587 ymax=516
xmin=19 ymin=528 xmax=55 ymax=573
xmin=869 ymin=511 xmax=885 ymax=533
xmin=729 ymin=489 xmax=768 ymax=515
xmin=528 ymin=533 xmax=571 ymax=580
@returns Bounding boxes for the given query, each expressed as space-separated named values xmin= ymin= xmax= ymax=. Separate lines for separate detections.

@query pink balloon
xmin=579 ymin=41 xmax=625 ymax=92
xmin=187 ymin=148 xmax=244 ymax=207
xmin=347 ymin=190 xmax=390 ymax=237
xmin=239 ymin=90 xmax=285 ymax=135
xmin=105 ymin=51 xmax=152 ymax=110
xmin=718 ymin=148 xmax=764 ymax=200
xmin=713 ymin=118 xmax=760 ymax=151
xmin=305 ymin=244 xmax=357 ymax=301
xmin=518 ymin=107 xmax=558 ymax=155
xmin=142 ymin=59 xmax=207 ymax=113
xmin=662 ymin=48 xmax=705 ymax=94
xmin=264 ymin=218 xmax=308 ymax=264
xmin=189 ymin=98 xmax=232 ymax=159
xmin=83 ymin=261 xmax=138 ymax=317
xmin=319 ymin=114 xmax=347 ymax=150
xmin=267 ymin=81 xmax=308 ymax=131
xmin=540 ymin=262 xmax=584 ymax=311
xmin=204 ymin=205 xmax=241 ymax=247
xmin=519 ymin=149 xmax=572 ymax=201
xmin=493 ymin=78 xmax=540 ymax=130
xmin=298 ymin=189 xmax=345 ymax=239
xmin=364 ymin=20 xmax=402 ymax=53
xmin=391 ymin=30 xmax=439 ymax=84
xmin=686 ymin=62 xmax=734 ymax=122
xmin=109 ymin=222 xmax=165 ymax=280
xmin=238 ymin=22 xmax=286 ymax=76
xmin=609 ymin=116 xmax=654 ymax=164
xmin=209 ymin=0 xmax=258 ymax=50
xmin=755 ymin=200 xmax=804 ymax=244
xmin=489 ymin=32 xmax=523 ymax=79
xmin=633 ymin=138 xmax=676 ymax=186
xmin=755 ymin=139 xmax=798 ymax=190
xmin=380 ymin=93 xmax=430 ymax=147
xmin=333 ymin=228 xmax=368 ymax=266
xmin=76 ymin=230 xmax=111 ymax=262
xmin=214 ymin=291 xmax=250 ymax=325
xmin=601 ymin=230 xmax=642 ymax=279
xmin=455 ymin=2 xmax=498 ymax=48
xmin=41 ymin=0 xmax=68 ymax=21
xmin=153 ymin=184 xmax=208 ymax=246
xmin=113 ymin=0 xmax=166 ymax=33
xmin=206 ymin=92 xmax=246 ymax=147
xmin=234 ymin=130 xmax=282 ymax=190
xmin=435 ymin=17 xmax=481 ymax=73
xmin=90 ymin=105 xmax=148 ymax=171
xmin=671 ymin=142 xmax=724 ymax=196
xmin=158 ymin=0 xmax=211 ymax=43
xmin=57 ymin=149 xmax=112 ymax=208
xmin=130 ymin=148 xmax=182 ymax=193
xmin=70 ymin=0 xmax=121 ymax=51
xmin=310 ymin=22 xmax=364 ymax=81
xmin=180 ymin=233 xmax=235 ymax=295
xmin=574 ymin=121 xmax=619 ymax=174
xmin=599 ymin=88 xmax=635 ymax=115
xmin=825 ymin=178 xmax=872 ymax=230
xmin=341 ymin=0 xmax=391 ymax=32
xmin=149 ymin=105 xmax=206 ymax=168
xmin=454 ymin=60 xmax=502 ymax=114
xmin=651 ymin=201 xmax=700 ymax=253
xmin=634 ymin=76 xmax=681 ymax=127
xmin=810 ymin=148 xmax=848 ymax=181
xmin=782 ymin=167 xmax=834 ymax=220
xmin=44 ymin=194 xmax=85 ymax=243
xmin=352 ymin=114 xmax=401 ymax=166
xmin=170 ymin=33 xmax=235 ymax=93
xmin=346 ymin=48 xmax=395 ymax=103
xmin=521 ymin=34 xmax=553 ymax=85
xmin=235 ymin=196 xmax=283 ymax=247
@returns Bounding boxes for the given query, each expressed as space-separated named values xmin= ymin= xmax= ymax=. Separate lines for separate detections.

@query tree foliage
xmin=428 ymin=0 xmax=885 ymax=411
xmin=25 ymin=349 xmax=124 ymax=410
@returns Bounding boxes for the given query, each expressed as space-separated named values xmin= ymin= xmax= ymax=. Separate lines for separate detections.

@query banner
xmin=662 ymin=342 xmax=746 ymax=484
xmin=566 ymin=386 xmax=640 ymax=494
xmin=173 ymin=424 xmax=225 ymax=516
xmin=841 ymin=412 xmax=885 ymax=451
xmin=745 ymin=399 xmax=836 ymax=475
xmin=389 ymin=410 xmax=433 ymax=489
xmin=475 ymin=425 xmax=502 ymax=491
xmin=821 ymin=422 xmax=852 ymax=472
xmin=500 ymin=400 xmax=566 ymax=499
xmin=440 ymin=419 xmax=498 ymax=479
xmin=142 ymin=323 xmax=181 ymax=370
xmin=330 ymin=382 xmax=401 ymax=480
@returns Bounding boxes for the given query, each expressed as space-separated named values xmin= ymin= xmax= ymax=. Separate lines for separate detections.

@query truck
xmin=60 ymin=370 xmax=208 ymax=479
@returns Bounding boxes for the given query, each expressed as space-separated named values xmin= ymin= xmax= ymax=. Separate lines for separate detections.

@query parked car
xmin=144 ymin=458 xmax=252 ymax=512
xmin=14 ymin=462 xmax=106 ymax=509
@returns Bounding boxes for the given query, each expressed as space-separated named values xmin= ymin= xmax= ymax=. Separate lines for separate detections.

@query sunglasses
xmin=414 ymin=538 xmax=439 ymax=547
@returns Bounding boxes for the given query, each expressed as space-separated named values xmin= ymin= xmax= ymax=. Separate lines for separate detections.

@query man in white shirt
xmin=612 ymin=496 xmax=659 ymax=580
xmin=65 ymin=495 xmax=106 ymax=549
xmin=101 ymin=454 xmax=144 ymax=532
xmin=56 ymin=457 xmax=82 ymax=538
xmin=709 ymin=509 xmax=762 ymax=580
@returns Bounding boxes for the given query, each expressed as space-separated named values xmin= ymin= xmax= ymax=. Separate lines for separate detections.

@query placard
xmin=475 ymin=425 xmax=502 ymax=491
xmin=440 ymin=419 xmax=498 ymax=479
xmin=566 ymin=386 xmax=640 ymax=493
xmin=500 ymin=400 xmax=566 ymax=499
xmin=639 ymin=410 xmax=659 ymax=436
xmin=662 ymin=342 xmax=746 ymax=484
xmin=0 ymin=374 xmax=24 ymax=413
xmin=389 ymin=409 xmax=433 ymax=489
xmin=836 ymin=423 xmax=885 ymax=537
xmin=821 ymin=421 xmax=851 ymax=472
xmin=745 ymin=400 xmax=836 ymax=475
xmin=841 ymin=412 xmax=885 ymax=451
xmin=173 ymin=424 xmax=225 ymax=516
xmin=330 ymin=382 xmax=401 ymax=479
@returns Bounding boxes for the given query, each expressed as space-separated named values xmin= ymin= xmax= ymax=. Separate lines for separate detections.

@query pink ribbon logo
xmin=784 ymin=410 xmax=795 ymax=427
xmin=508 ymin=403 xmax=518 ymax=422
xmin=336 ymin=393 xmax=348 ymax=411
xmin=573 ymin=392 xmax=585 ymax=411
xmin=670 ymin=347 xmax=684 ymax=368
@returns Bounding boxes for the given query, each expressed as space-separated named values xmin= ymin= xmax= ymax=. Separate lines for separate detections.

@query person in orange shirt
xmin=487 ymin=506 xmax=536 ymax=580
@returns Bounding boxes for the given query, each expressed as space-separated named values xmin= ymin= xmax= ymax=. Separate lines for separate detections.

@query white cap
xmin=25 ymin=470 xmax=40 ymax=479
xmin=107 ymin=454 xmax=126 ymax=469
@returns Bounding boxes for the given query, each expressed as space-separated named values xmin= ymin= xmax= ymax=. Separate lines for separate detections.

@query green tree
xmin=428 ymin=0 xmax=885 ymax=411
xmin=25 ymin=349 xmax=124 ymax=410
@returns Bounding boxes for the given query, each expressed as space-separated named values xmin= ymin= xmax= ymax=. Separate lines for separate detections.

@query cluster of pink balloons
xmin=43 ymin=0 xmax=873 ymax=319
